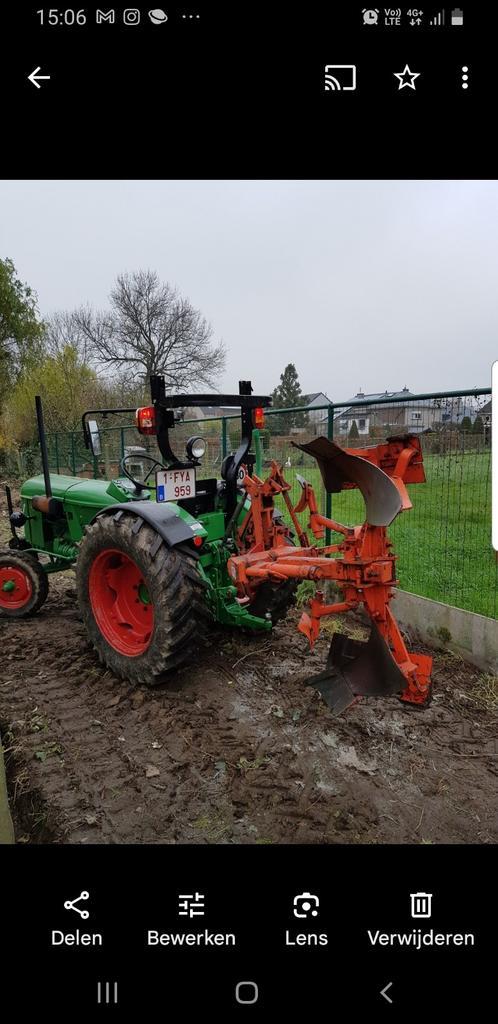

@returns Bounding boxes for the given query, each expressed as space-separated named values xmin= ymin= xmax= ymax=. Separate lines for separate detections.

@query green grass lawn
xmin=276 ymin=451 xmax=496 ymax=619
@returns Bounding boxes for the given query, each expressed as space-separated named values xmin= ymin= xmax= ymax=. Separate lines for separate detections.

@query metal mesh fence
xmin=325 ymin=393 xmax=494 ymax=620
xmin=23 ymin=387 xmax=494 ymax=619
xmin=42 ymin=417 xmax=228 ymax=483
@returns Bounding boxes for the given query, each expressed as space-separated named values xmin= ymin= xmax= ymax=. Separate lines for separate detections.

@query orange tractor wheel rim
xmin=88 ymin=549 xmax=154 ymax=656
xmin=0 ymin=566 xmax=33 ymax=609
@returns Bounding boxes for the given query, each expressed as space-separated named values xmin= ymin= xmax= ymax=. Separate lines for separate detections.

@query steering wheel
xmin=119 ymin=454 xmax=165 ymax=491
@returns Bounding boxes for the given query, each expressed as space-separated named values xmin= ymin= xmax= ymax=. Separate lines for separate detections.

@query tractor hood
xmin=21 ymin=474 xmax=150 ymax=507
xmin=20 ymin=474 xmax=206 ymax=550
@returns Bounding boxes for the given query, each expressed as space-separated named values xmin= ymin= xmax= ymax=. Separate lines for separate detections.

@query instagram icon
xmin=123 ymin=9 xmax=141 ymax=25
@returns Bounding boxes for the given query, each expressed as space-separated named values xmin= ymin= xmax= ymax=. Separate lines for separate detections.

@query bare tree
xmin=63 ymin=271 xmax=225 ymax=390
xmin=44 ymin=309 xmax=93 ymax=363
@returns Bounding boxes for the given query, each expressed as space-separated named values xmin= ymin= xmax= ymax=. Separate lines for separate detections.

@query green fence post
xmin=253 ymin=428 xmax=262 ymax=476
xmin=54 ymin=433 xmax=60 ymax=474
xmin=71 ymin=433 xmax=76 ymax=476
xmin=120 ymin=427 xmax=125 ymax=460
xmin=325 ymin=404 xmax=334 ymax=545
xmin=221 ymin=417 xmax=228 ymax=458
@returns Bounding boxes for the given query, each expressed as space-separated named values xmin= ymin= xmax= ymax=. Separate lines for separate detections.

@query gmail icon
xmin=96 ymin=9 xmax=115 ymax=22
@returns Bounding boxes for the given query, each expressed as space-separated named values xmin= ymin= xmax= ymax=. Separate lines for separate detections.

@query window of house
xmin=358 ymin=418 xmax=366 ymax=429
xmin=411 ymin=411 xmax=422 ymax=421
xmin=340 ymin=420 xmax=347 ymax=431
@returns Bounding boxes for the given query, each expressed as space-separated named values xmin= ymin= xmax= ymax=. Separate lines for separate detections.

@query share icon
xmin=64 ymin=890 xmax=90 ymax=919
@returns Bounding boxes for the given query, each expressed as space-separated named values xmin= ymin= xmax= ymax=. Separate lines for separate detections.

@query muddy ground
xmin=1 ymin=564 xmax=497 ymax=845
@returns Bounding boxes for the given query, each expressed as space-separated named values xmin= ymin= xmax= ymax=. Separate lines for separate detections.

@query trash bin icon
xmin=410 ymin=892 xmax=433 ymax=918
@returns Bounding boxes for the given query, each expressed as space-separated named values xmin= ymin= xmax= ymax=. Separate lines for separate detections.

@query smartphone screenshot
xmin=1 ymin=3 xmax=495 ymax=1015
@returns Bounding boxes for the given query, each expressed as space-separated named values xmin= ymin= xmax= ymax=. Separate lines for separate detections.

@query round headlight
xmin=186 ymin=436 xmax=206 ymax=461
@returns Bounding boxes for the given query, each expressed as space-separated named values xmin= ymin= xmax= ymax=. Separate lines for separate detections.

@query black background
xmin=4 ymin=3 xmax=492 ymax=175
xmin=2 ymin=3 xmax=496 ymax=1015
xmin=2 ymin=844 xmax=494 ymax=1012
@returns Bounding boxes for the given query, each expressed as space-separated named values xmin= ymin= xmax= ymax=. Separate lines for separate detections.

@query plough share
xmin=228 ymin=434 xmax=432 ymax=715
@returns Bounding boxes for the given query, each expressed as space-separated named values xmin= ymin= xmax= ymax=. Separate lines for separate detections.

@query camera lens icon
xmin=293 ymin=892 xmax=319 ymax=919
xmin=123 ymin=8 xmax=141 ymax=25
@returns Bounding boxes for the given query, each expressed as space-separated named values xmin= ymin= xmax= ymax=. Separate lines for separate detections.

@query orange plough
xmin=227 ymin=434 xmax=432 ymax=716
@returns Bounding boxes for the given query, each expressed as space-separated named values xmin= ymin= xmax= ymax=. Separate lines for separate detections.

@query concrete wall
xmin=392 ymin=590 xmax=498 ymax=674
xmin=0 ymin=738 xmax=14 ymax=844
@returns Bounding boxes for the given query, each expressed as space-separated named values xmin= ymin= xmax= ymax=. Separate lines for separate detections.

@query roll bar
xmin=81 ymin=377 xmax=272 ymax=515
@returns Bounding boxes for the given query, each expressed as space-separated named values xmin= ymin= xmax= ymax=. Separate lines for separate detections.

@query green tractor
xmin=0 ymin=378 xmax=296 ymax=684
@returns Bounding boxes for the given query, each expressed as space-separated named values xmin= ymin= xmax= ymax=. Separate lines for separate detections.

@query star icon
xmin=394 ymin=64 xmax=421 ymax=90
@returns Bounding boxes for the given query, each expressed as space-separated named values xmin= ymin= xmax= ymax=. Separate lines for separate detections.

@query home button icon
xmin=235 ymin=981 xmax=259 ymax=1005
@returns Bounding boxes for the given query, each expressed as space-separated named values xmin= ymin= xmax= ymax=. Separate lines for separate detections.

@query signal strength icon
xmin=429 ymin=10 xmax=445 ymax=25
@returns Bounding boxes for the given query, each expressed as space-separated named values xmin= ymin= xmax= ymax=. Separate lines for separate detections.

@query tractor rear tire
xmin=76 ymin=513 xmax=210 ymax=686
xmin=0 ymin=549 xmax=49 ymax=618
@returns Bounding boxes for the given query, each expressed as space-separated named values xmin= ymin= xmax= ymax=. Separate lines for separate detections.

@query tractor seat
xmin=220 ymin=455 xmax=234 ymax=480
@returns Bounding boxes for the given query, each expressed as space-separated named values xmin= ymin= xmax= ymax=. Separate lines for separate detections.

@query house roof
xmin=341 ymin=388 xmax=413 ymax=404
xmin=302 ymin=392 xmax=332 ymax=405
xmin=333 ymin=388 xmax=445 ymax=418
xmin=480 ymin=400 xmax=491 ymax=416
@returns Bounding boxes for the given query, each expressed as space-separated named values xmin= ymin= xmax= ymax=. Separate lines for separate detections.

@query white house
xmin=334 ymin=388 xmax=444 ymax=437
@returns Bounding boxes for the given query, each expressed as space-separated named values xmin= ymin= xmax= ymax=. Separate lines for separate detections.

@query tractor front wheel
xmin=76 ymin=514 xmax=209 ymax=685
xmin=0 ymin=550 xmax=49 ymax=618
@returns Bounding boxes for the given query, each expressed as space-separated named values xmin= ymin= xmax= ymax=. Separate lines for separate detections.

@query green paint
xmin=2 ymin=580 xmax=15 ymax=592
xmin=52 ymin=538 xmax=78 ymax=560
xmin=16 ymin=468 xmax=271 ymax=636
xmin=199 ymin=538 xmax=270 ymax=632
xmin=253 ymin=428 xmax=263 ymax=476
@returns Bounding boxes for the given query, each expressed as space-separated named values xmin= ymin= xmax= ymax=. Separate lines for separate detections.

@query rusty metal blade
xmin=292 ymin=436 xmax=402 ymax=526
xmin=305 ymin=668 xmax=357 ymax=716
xmin=305 ymin=624 xmax=407 ymax=714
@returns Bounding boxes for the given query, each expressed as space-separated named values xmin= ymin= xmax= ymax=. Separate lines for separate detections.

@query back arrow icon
xmin=28 ymin=67 xmax=51 ymax=88
xmin=380 ymin=982 xmax=393 ymax=1003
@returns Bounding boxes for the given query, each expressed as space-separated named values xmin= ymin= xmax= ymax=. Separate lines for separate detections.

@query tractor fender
xmin=91 ymin=502 xmax=199 ymax=555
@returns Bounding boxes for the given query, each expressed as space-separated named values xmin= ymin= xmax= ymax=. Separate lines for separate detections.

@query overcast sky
xmin=1 ymin=179 xmax=496 ymax=401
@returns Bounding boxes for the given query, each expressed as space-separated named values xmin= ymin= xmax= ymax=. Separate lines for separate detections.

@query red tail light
xmin=252 ymin=407 xmax=265 ymax=428
xmin=136 ymin=406 xmax=156 ymax=435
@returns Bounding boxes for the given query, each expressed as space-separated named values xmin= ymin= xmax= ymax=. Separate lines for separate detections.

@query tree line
xmin=0 ymin=258 xmax=315 ymax=456
xmin=0 ymin=260 xmax=226 ymax=450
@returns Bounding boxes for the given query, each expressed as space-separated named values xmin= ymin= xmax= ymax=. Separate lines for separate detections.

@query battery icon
xmin=451 ymin=8 xmax=464 ymax=25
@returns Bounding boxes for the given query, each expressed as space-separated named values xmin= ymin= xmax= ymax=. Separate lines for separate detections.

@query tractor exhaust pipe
xmin=35 ymin=395 xmax=52 ymax=499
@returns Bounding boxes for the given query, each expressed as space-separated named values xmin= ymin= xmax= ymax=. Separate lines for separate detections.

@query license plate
xmin=156 ymin=468 xmax=196 ymax=502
